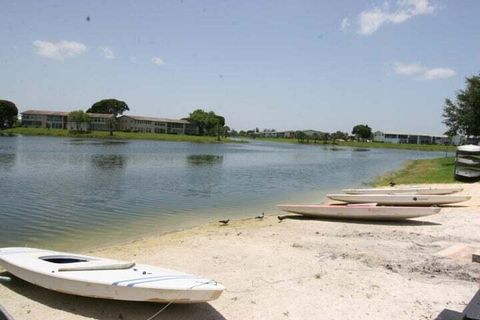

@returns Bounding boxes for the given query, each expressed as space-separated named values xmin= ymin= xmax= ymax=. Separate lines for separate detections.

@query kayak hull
xmin=327 ymin=194 xmax=471 ymax=206
xmin=0 ymin=248 xmax=224 ymax=303
xmin=277 ymin=204 xmax=441 ymax=220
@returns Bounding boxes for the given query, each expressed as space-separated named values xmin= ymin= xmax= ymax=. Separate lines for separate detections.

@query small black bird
xmin=389 ymin=181 xmax=396 ymax=187
xmin=255 ymin=212 xmax=264 ymax=220
xmin=219 ymin=219 xmax=230 ymax=225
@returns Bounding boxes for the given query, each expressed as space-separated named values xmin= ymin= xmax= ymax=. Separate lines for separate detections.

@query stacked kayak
xmin=455 ymin=145 xmax=480 ymax=181
xmin=278 ymin=185 xmax=469 ymax=221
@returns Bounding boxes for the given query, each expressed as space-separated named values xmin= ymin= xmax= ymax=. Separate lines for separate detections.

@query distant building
xmin=117 ymin=115 xmax=198 ymax=135
xmin=373 ymin=131 xmax=463 ymax=145
xmin=22 ymin=110 xmax=114 ymax=131
xmin=256 ymin=130 xmax=324 ymax=139
xmin=21 ymin=110 xmax=69 ymax=129
xmin=21 ymin=110 xmax=198 ymax=135
xmin=67 ymin=113 xmax=114 ymax=131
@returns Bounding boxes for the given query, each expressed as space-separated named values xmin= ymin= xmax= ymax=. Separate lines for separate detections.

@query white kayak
xmin=277 ymin=203 xmax=441 ymax=220
xmin=342 ymin=187 xmax=463 ymax=195
xmin=327 ymin=194 xmax=471 ymax=206
xmin=0 ymin=247 xmax=224 ymax=303
xmin=457 ymin=144 xmax=480 ymax=153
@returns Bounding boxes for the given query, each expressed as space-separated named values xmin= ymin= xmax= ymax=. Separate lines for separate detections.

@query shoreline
xmin=253 ymin=137 xmax=457 ymax=152
xmin=1 ymin=183 xmax=479 ymax=319
xmin=2 ymin=128 xmax=248 ymax=144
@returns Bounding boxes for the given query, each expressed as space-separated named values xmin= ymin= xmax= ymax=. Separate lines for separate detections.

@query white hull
xmin=0 ymin=248 xmax=224 ymax=303
xmin=327 ymin=194 xmax=471 ymax=206
xmin=277 ymin=204 xmax=441 ymax=220
xmin=342 ymin=187 xmax=462 ymax=195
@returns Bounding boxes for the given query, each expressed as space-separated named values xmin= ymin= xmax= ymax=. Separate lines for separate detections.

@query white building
xmin=373 ymin=131 xmax=463 ymax=145
xmin=117 ymin=115 xmax=198 ymax=135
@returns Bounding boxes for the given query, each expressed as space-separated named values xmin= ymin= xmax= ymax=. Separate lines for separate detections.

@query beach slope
xmin=1 ymin=183 xmax=479 ymax=320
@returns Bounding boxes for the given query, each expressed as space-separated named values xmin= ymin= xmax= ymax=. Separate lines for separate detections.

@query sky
xmin=1 ymin=0 xmax=479 ymax=135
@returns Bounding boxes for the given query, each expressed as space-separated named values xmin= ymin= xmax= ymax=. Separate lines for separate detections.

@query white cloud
xmin=394 ymin=62 xmax=456 ymax=80
xmin=99 ymin=46 xmax=115 ymax=59
xmin=151 ymin=56 xmax=165 ymax=66
xmin=33 ymin=40 xmax=87 ymax=60
xmin=394 ymin=62 xmax=424 ymax=75
xmin=340 ymin=17 xmax=350 ymax=31
xmin=422 ymin=67 xmax=456 ymax=80
xmin=358 ymin=0 xmax=435 ymax=35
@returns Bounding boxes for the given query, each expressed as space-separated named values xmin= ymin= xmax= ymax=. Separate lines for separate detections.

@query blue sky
xmin=1 ymin=0 xmax=479 ymax=134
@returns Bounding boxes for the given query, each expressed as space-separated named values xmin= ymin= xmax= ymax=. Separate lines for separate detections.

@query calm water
xmin=0 ymin=136 xmax=446 ymax=250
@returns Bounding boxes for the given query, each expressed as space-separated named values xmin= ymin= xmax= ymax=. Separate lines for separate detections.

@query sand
xmin=1 ymin=183 xmax=480 ymax=320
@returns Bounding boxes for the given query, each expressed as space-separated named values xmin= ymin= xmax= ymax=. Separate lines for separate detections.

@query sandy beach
xmin=1 ymin=183 xmax=479 ymax=320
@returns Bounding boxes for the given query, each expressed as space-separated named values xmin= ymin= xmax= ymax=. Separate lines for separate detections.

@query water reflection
xmin=186 ymin=154 xmax=224 ymax=166
xmin=65 ymin=139 xmax=128 ymax=146
xmin=90 ymin=154 xmax=126 ymax=170
xmin=353 ymin=148 xmax=370 ymax=152
xmin=0 ymin=154 xmax=16 ymax=169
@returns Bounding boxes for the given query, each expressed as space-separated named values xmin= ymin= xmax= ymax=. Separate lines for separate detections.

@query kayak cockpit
xmin=40 ymin=256 xmax=89 ymax=264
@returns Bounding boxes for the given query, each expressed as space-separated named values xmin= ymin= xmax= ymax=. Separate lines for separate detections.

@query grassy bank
xmin=255 ymin=137 xmax=456 ymax=152
xmin=373 ymin=157 xmax=456 ymax=186
xmin=3 ymin=127 xmax=244 ymax=143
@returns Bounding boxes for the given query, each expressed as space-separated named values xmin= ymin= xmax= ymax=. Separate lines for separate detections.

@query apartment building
xmin=117 ymin=115 xmax=198 ymax=135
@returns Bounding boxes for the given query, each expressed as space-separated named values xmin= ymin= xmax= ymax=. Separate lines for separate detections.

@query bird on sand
xmin=219 ymin=219 xmax=230 ymax=225
xmin=255 ymin=212 xmax=264 ymax=220
xmin=277 ymin=216 xmax=286 ymax=222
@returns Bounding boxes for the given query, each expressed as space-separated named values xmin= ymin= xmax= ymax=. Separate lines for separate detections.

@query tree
xmin=331 ymin=131 xmax=348 ymax=143
xmin=68 ymin=110 xmax=91 ymax=132
xmin=442 ymin=74 xmax=480 ymax=137
xmin=87 ymin=99 xmax=129 ymax=135
xmin=215 ymin=115 xmax=225 ymax=141
xmin=295 ymin=130 xmax=306 ymax=143
xmin=186 ymin=109 xmax=226 ymax=138
xmin=352 ymin=124 xmax=372 ymax=141
xmin=0 ymin=100 xmax=18 ymax=129
xmin=321 ymin=132 xmax=331 ymax=144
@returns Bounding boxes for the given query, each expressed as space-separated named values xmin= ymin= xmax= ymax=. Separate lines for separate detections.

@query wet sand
xmin=1 ymin=183 xmax=479 ymax=320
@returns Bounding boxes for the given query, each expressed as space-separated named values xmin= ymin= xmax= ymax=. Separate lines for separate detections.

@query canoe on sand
xmin=327 ymin=194 xmax=471 ymax=206
xmin=277 ymin=203 xmax=441 ymax=220
xmin=342 ymin=187 xmax=463 ymax=195
xmin=0 ymin=247 xmax=224 ymax=303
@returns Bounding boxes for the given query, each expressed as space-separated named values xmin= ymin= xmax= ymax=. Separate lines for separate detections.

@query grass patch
xmin=4 ymin=127 xmax=245 ymax=143
xmin=373 ymin=157 xmax=456 ymax=186
xmin=254 ymin=137 xmax=456 ymax=152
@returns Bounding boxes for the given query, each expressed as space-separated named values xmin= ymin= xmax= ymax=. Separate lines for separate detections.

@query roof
xmin=86 ymin=113 xmax=115 ymax=118
xmin=21 ymin=110 xmax=69 ymax=116
xmin=119 ymin=115 xmax=190 ymax=124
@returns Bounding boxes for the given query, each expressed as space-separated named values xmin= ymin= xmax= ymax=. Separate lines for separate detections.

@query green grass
xmin=373 ymin=157 xmax=456 ymax=186
xmin=254 ymin=137 xmax=456 ymax=152
xmin=3 ymin=127 xmax=245 ymax=143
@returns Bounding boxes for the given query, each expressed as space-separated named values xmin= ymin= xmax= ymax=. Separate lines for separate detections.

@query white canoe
xmin=277 ymin=204 xmax=441 ymax=220
xmin=0 ymin=247 xmax=224 ymax=303
xmin=327 ymin=194 xmax=471 ymax=206
xmin=342 ymin=187 xmax=463 ymax=195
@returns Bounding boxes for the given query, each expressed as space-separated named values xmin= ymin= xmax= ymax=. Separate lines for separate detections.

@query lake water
xmin=0 ymin=136 xmax=447 ymax=250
